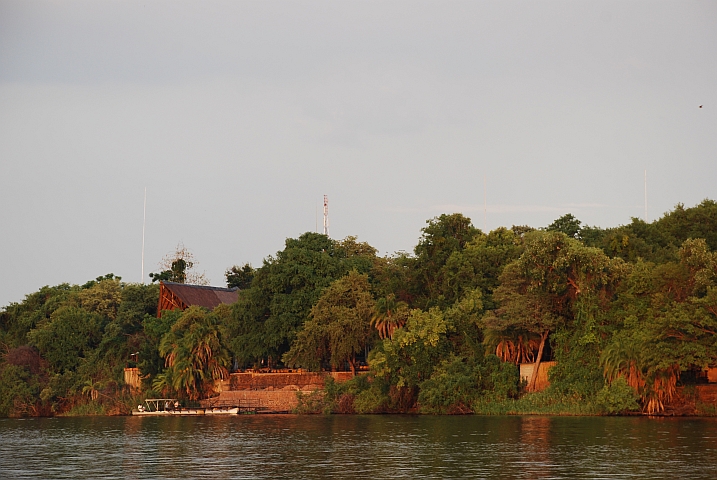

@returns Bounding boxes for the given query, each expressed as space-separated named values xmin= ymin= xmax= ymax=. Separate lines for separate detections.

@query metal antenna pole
xmin=141 ymin=187 xmax=147 ymax=284
xmin=484 ymin=174 xmax=487 ymax=233
xmin=323 ymin=195 xmax=329 ymax=237
xmin=644 ymin=169 xmax=648 ymax=222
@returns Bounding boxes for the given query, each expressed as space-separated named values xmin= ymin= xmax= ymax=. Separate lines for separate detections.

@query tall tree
xmin=412 ymin=213 xmax=481 ymax=309
xmin=225 ymin=263 xmax=256 ymax=289
xmin=484 ymin=231 xmax=625 ymax=391
xmin=441 ymin=227 xmax=524 ymax=309
xmin=283 ymin=271 xmax=375 ymax=374
xmin=227 ymin=233 xmax=378 ymax=368
xmin=546 ymin=213 xmax=582 ymax=239
xmin=157 ymin=305 xmax=230 ymax=400
xmin=600 ymin=238 xmax=717 ymax=413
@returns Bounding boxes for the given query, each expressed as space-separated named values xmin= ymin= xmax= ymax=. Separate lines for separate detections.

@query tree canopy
xmin=1 ymin=199 xmax=717 ymax=416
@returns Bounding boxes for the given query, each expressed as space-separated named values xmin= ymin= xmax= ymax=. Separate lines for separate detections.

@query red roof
xmin=159 ymin=282 xmax=238 ymax=315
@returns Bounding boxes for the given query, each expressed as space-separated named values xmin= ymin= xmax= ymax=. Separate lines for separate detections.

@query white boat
xmin=132 ymin=398 xmax=183 ymax=415
xmin=132 ymin=398 xmax=237 ymax=416
xmin=205 ymin=407 xmax=240 ymax=415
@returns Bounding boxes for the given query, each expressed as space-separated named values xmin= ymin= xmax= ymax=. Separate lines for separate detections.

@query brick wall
xmin=227 ymin=371 xmax=354 ymax=391
xmin=207 ymin=371 xmax=355 ymax=412
xmin=214 ymin=389 xmax=311 ymax=413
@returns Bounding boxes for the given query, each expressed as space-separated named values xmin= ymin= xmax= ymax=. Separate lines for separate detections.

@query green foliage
xmin=593 ymin=200 xmax=717 ymax=263
xmin=412 ymin=213 xmax=481 ymax=308
xmin=0 ymin=278 xmax=161 ymax=417
xmin=548 ymin=333 xmax=605 ymax=400
xmin=150 ymin=259 xmax=188 ymax=283
xmin=293 ymin=389 xmax=329 ymax=414
xmin=301 ymin=375 xmax=391 ymax=414
xmin=595 ymin=377 xmax=641 ymax=414
xmin=370 ymin=253 xmax=414 ymax=304
xmin=657 ymin=200 xmax=717 ymax=252
xmin=283 ymin=271 xmax=375 ymax=373
xmin=157 ymin=305 xmax=231 ymax=400
xmin=0 ymin=284 xmax=79 ymax=349
xmin=3 ymin=199 xmax=717 ymax=417
xmin=597 ymin=238 xmax=717 ymax=413
xmin=444 ymin=288 xmax=485 ymax=357
xmin=139 ymin=309 xmax=178 ymax=381
xmin=28 ymin=306 xmax=105 ymax=373
xmin=60 ymin=400 xmax=108 ymax=416
xmin=441 ymin=227 xmax=523 ymax=310
xmin=547 ymin=213 xmax=582 ymax=239
xmin=473 ymin=389 xmax=601 ymax=415
xmin=353 ymin=383 xmax=390 ymax=413
xmin=484 ymin=230 xmax=625 ymax=391
xmin=371 ymin=293 xmax=409 ymax=340
xmin=417 ymin=355 xmax=519 ymax=414
xmin=225 ymin=263 xmax=255 ymax=289
xmin=0 ymin=364 xmax=42 ymax=417
xmin=372 ymin=308 xmax=452 ymax=394
xmin=227 ymin=232 xmax=378 ymax=367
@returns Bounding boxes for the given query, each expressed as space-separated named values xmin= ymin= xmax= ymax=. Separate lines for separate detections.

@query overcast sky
xmin=1 ymin=1 xmax=715 ymax=307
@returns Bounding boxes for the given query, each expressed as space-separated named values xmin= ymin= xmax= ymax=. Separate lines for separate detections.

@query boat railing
xmin=142 ymin=398 xmax=179 ymax=412
xmin=204 ymin=397 xmax=269 ymax=412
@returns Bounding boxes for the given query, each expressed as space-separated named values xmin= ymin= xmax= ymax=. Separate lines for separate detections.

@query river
xmin=1 ymin=415 xmax=717 ymax=479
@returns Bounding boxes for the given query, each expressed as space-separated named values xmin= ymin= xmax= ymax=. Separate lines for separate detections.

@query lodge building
xmin=157 ymin=281 xmax=239 ymax=317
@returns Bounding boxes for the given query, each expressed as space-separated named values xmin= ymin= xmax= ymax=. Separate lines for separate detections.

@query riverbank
xmin=29 ymin=377 xmax=717 ymax=418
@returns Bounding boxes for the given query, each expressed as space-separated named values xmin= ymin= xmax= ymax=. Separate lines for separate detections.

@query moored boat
xmin=131 ymin=398 xmax=242 ymax=415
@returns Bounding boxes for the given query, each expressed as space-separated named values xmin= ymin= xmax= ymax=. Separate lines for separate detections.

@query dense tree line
xmin=1 ymin=200 xmax=716 ymax=416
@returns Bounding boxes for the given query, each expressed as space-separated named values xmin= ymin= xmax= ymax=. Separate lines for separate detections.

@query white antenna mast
xmin=644 ymin=169 xmax=648 ymax=222
xmin=323 ymin=195 xmax=329 ymax=237
xmin=141 ymin=187 xmax=147 ymax=283
xmin=483 ymin=174 xmax=487 ymax=233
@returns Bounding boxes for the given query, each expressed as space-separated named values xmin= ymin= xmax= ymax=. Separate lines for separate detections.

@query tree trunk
xmin=349 ymin=355 xmax=356 ymax=376
xmin=528 ymin=331 xmax=549 ymax=392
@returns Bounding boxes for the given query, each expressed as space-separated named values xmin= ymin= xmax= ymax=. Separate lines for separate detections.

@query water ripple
xmin=1 ymin=415 xmax=717 ymax=479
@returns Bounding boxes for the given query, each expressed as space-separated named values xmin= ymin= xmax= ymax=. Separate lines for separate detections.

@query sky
xmin=1 ymin=1 xmax=716 ymax=307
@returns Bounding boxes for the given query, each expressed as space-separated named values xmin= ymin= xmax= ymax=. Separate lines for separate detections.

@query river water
xmin=1 ymin=415 xmax=717 ymax=479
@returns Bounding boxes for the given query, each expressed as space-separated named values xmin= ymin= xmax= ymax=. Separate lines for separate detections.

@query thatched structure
xmin=157 ymin=281 xmax=239 ymax=317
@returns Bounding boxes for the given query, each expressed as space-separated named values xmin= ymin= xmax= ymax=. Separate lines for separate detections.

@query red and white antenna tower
xmin=323 ymin=195 xmax=329 ymax=237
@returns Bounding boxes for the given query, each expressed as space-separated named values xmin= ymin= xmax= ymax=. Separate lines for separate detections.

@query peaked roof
xmin=161 ymin=282 xmax=239 ymax=310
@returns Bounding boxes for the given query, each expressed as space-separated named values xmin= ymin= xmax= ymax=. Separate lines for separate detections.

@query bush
xmin=0 ymin=365 xmax=42 ymax=417
xmin=353 ymin=386 xmax=389 ymax=413
xmin=484 ymin=355 xmax=520 ymax=399
xmin=417 ymin=355 xmax=520 ymax=414
xmin=293 ymin=390 xmax=329 ymax=414
xmin=418 ymin=356 xmax=479 ymax=414
xmin=595 ymin=377 xmax=641 ymax=414
xmin=548 ymin=338 xmax=605 ymax=400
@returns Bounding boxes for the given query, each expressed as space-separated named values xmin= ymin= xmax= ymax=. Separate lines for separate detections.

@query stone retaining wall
xmin=214 ymin=389 xmax=314 ymax=413
xmin=208 ymin=372 xmax=354 ymax=412
xmin=227 ymin=371 xmax=354 ymax=391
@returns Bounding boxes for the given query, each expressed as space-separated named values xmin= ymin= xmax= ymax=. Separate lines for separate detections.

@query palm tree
xmin=600 ymin=338 xmax=678 ymax=414
xmin=371 ymin=294 xmax=409 ymax=340
xmin=82 ymin=379 xmax=103 ymax=401
xmin=158 ymin=306 xmax=230 ymax=400
xmin=484 ymin=329 xmax=540 ymax=364
xmin=151 ymin=370 xmax=176 ymax=397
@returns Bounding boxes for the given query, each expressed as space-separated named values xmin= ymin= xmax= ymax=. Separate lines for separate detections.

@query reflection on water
xmin=1 ymin=415 xmax=717 ymax=479
xmin=518 ymin=416 xmax=553 ymax=478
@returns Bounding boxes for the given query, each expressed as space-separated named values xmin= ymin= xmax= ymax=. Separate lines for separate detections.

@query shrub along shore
xmin=2 ymin=200 xmax=717 ymax=417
